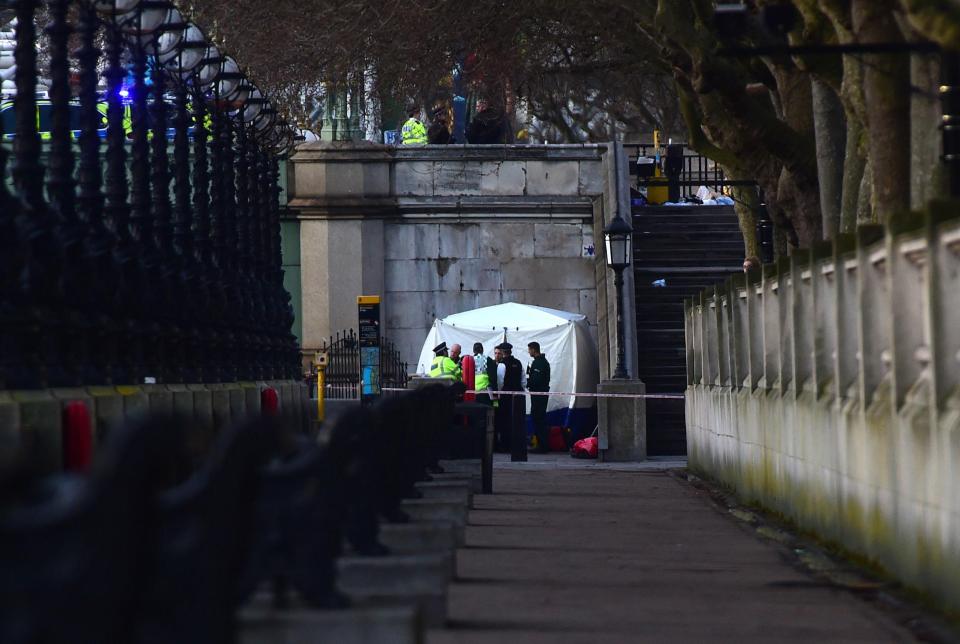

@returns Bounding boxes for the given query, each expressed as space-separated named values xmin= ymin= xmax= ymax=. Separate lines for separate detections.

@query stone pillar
xmin=596 ymin=141 xmax=639 ymax=380
xmin=290 ymin=144 xmax=391 ymax=351
xmin=614 ymin=143 xmax=640 ymax=380
xmin=299 ymin=217 xmax=385 ymax=350
xmin=597 ymin=379 xmax=646 ymax=462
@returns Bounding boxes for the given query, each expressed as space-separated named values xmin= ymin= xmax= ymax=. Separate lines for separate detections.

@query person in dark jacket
xmin=465 ymin=99 xmax=507 ymax=144
xmin=497 ymin=342 xmax=526 ymax=461
xmin=526 ymin=342 xmax=551 ymax=453
xmin=492 ymin=345 xmax=508 ymax=451
xmin=427 ymin=106 xmax=452 ymax=144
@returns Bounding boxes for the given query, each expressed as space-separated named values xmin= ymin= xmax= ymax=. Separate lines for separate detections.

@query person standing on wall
xmin=428 ymin=105 xmax=452 ymax=144
xmin=400 ymin=103 xmax=428 ymax=145
xmin=526 ymin=342 xmax=551 ymax=454
xmin=497 ymin=342 xmax=527 ymax=461
xmin=466 ymin=98 xmax=507 ymax=144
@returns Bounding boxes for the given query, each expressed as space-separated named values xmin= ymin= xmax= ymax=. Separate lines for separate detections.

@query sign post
xmin=314 ymin=350 xmax=328 ymax=423
xmin=357 ymin=295 xmax=382 ymax=404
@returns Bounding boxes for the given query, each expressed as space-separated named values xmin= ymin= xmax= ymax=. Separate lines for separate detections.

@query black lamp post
xmin=603 ymin=213 xmax=633 ymax=379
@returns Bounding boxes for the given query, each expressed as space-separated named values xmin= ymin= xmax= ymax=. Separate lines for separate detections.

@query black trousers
xmin=530 ymin=394 xmax=549 ymax=450
xmin=509 ymin=395 xmax=527 ymax=462
xmin=493 ymin=398 xmax=511 ymax=452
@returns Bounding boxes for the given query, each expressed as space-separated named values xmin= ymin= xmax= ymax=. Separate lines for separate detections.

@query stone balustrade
xmin=684 ymin=201 xmax=960 ymax=611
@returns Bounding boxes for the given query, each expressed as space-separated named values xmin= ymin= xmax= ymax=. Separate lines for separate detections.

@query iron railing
xmin=315 ymin=329 xmax=409 ymax=400
xmin=0 ymin=1 xmax=300 ymax=390
xmin=624 ymin=143 xmax=729 ymax=197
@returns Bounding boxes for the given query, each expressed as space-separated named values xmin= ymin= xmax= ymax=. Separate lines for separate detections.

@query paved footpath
xmin=428 ymin=455 xmax=916 ymax=644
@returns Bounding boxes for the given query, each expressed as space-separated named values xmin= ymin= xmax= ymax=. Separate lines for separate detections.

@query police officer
xmin=496 ymin=342 xmax=526 ymax=461
xmin=526 ymin=342 xmax=551 ymax=453
xmin=472 ymin=343 xmax=496 ymax=406
xmin=400 ymin=104 xmax=427 ymax=145
xmin=429 ymin=342 xmax=461 ymax=380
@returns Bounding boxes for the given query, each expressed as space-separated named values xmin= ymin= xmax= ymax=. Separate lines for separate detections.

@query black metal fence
xmin=0 ymin=1 xmax=300 ymax=390
xmin=316 ymin=329 xmax=409 ymax=400
xmin=0 ymin=384 xmax=466 ymax=641
xmin=624 ymin=143 xmax=729 ymax=197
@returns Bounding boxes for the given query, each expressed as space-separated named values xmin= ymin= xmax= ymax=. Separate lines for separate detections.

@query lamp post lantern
xmin=603 ymin=213 xmax=633 ymax=379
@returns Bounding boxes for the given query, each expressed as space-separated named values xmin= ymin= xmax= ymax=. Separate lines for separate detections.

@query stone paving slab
xmin=427 ymin=466 xmax=917 ymax=644
xmin=493 ymin=452 xmax=688 ymax=472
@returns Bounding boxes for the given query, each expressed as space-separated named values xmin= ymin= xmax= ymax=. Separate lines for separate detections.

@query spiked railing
xmin=0 ymin=0 xmax=301 ymax=390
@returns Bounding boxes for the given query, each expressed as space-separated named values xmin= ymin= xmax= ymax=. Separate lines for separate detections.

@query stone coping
xmin=291 ymin=142 xmax=607 ymax=164
xmin=287 ymin=195 xmax=596 ymax=220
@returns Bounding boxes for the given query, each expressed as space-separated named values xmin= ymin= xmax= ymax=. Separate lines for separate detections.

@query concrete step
xmin=400 ymin=499 xmax=468 ymax=545
xmin=337 ymin=552 xmax=453 ymax=591
xmin=336 ymin=553 xmax=451 ymax=628
xmin=240 ymin=601 xmax=421 ymax=644
xmin=379 ymin=521 xmax=458 ymax=556
xmin=347 ymin=592 xmax=445 ymax=630
xmin=427 ymin=471 xmax=480 ymax=493
xmin=438 ymin=459 xmax=480 ymax=476
xmin=414 ymin=480 xmax=471 ymax=505
xmin=400 ymin=499 xmax=468 ymax=527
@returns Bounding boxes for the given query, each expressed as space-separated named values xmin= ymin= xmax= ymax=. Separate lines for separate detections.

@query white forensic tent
xmin=416 ymin=303 xmax=599 ymax=419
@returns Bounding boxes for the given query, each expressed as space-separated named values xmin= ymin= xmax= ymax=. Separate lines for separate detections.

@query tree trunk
xmin=839 ymin=115 xmax=866 ymax=233
xmin=731 ymin=184 xmax=761 ymax=259
xmin=852 ymin=0 xmax=912 ymax=223
xmin=811 ymin=78 xmax=847 ymax=240
xmin=773 ymin=225 xmax=789 ymax=259
xmin=910 ymin=52 xmax=946 ymax=209
xmin=777 ymin=165 xmax=823 ymax=246
xmin=857 ymin=158 xmax=875 ymax=224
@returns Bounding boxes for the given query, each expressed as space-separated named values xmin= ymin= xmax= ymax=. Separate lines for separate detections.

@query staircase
xmin=632 ymin=205 xmax=744 ymax=455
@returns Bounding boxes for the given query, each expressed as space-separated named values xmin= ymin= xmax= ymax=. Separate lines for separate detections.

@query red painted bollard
xmin=63 ymin=400 xmax=93 ymax=473
xmin=261 ymin=387 xmax=280 ymax=416
xmin=461 ymin=354 xmax=476 ymax=402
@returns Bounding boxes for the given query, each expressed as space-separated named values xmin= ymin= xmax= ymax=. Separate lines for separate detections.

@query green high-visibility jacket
xmin=430 ymin=355 xmax=461 ymax=380
xmin=401 ymin=117 xmax=427 ymax=145
xmin=475 ymin=372 xmax=490 ymax=391
xmin=473 ymin=354 xmax=492 ymax=391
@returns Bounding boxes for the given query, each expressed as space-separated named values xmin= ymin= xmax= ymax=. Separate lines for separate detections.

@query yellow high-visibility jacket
xmin=400 ymin=117 xmax=427 ymax=145
xmin=430 ymin=355 xmax=461 ymax=380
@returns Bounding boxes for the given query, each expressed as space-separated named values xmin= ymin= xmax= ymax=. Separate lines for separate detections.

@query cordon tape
xmin=380 ymin=387 xmax=685 ymax=400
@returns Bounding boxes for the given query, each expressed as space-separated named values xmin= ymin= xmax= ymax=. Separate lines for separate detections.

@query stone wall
xmin=286 ymin=144 xmax=631 ymax=370
xmin=0 ymin=381 xmax=310 ymax=476
xmin=683 ymin=202 xmax=960 ymax=611
xmin=382 ymin=220 xmax=597 ymax=368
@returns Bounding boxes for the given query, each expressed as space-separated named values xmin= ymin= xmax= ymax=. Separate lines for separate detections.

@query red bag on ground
xmin=570 ymin=436 xmax=598 ymax=459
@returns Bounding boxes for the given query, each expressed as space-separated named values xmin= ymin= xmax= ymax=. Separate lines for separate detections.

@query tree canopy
xmin=189 ymin=0 xmax=960 ymax=256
